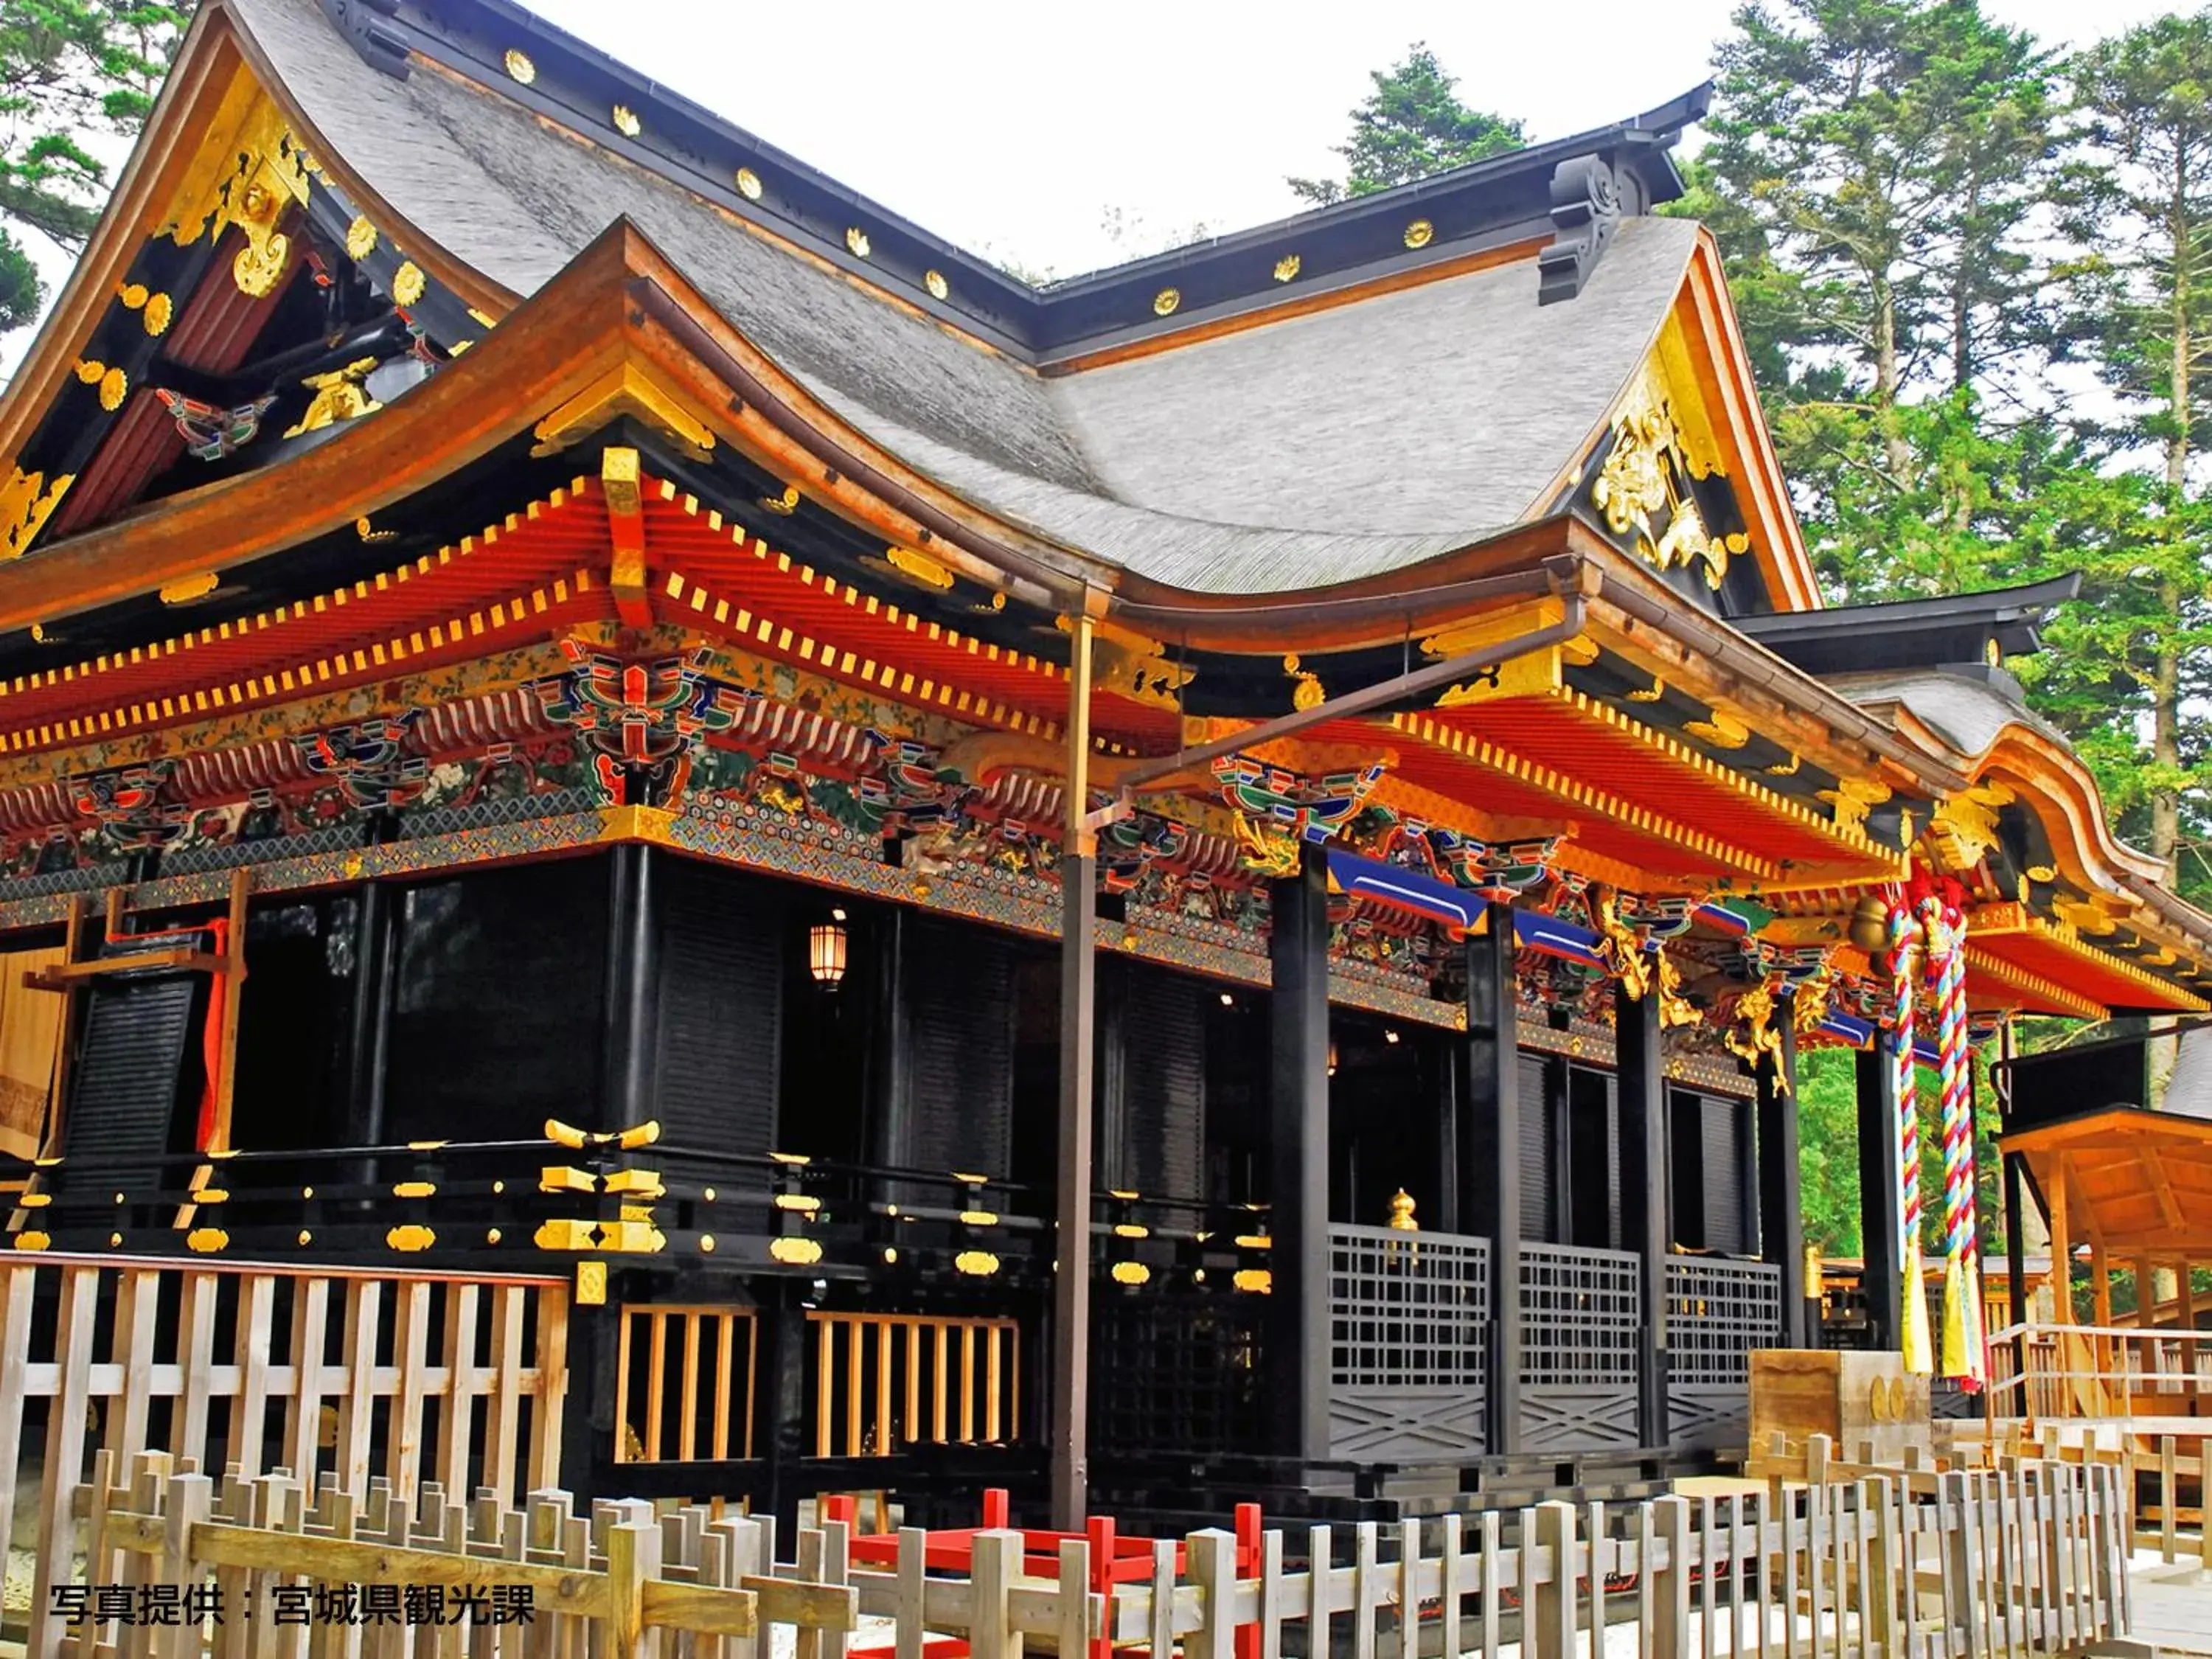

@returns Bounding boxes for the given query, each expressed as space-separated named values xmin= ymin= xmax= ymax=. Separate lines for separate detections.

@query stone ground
xmin=2130 ymin=1557 xmax=2212 ymax=1655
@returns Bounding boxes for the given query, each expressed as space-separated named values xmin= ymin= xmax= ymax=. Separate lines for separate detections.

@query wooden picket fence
xmin=0 ymin=1255 xmax=571 ymax=1655
xmin=38 ymin=1438 xmax=2132 ymax=1659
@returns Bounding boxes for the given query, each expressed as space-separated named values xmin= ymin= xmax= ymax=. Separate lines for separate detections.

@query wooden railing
xmin=613 ymin=1303 xmax=757 ymax=1464
xmin=47 ymin=1438 xmax=2132 ymax=1659
xmin=1985 ymin=1319 xmax=2212 ymax=1423
xmin=0 ymin=1254 xmax=570 ymax=1658
xmin=807 ymin=1310 xmax=1020 ymax=1457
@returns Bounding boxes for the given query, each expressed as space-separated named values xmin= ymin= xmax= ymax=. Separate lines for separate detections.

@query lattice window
xmin=1666 ymin=1256 xmax=1782 ymax=1388
xmin=1520 ymin=1242 xmax=1641 ymax=1387
xmin=1091 ymin=1296 xmax=1266 ymax=1458
xmin=1328 ymin=1223 xmax=1489 ymax=1388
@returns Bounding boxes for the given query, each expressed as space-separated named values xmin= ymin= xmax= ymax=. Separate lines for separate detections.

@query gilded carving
xmin=1273 ymin=254 xmax=1301 ymax=282
xmin=1684 ymin=708 xmax=1750 ymax=750
xmin=0 ymin=465 xmax=72 ymax=559
xmin=391 ymin=261 xmax=425 ymax=307
xmin=1818 ymin=776 xmax=1891 ymax=838
xmin=284 ymin=358 xmax=381 ymax=438
xmin=1590 ymin=380 xmax=1737 ymax=590
xmin=1925 ymin=782 xmax=2015 ymax=872
xmin=1723 ymin=983 xmax=1790 ymax=1093
xmin=344 ymin=215 xmax=378 ymax=260
xmin=73 ymin=360 xmax=127 ymax=412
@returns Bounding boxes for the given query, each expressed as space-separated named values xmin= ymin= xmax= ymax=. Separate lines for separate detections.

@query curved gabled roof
xmin=217 ymin=0 xmax=1738 ymax=599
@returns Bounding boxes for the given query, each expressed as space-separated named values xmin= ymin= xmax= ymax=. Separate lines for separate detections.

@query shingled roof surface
xmin=228 ymin=0 xmax=1701 ymax=595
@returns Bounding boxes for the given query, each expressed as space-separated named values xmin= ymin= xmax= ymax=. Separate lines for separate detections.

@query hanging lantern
xmin=808 ymin=919 xmax=848 ymax=987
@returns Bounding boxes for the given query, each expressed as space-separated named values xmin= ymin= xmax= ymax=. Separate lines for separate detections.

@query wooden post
xmin=603 ymin=844 xmax=658 ymax=1133
xmin=1267 ymin=843 xmax=1331 ymax=1465
xmin=1531 ymin=1501 xmax=1576 ymax=1659
xmin=1615 ymin=977 xmax=1669 ymax=1447
xmin=1759 ymin=1016 xmax=1806 ymax=1345
xmin=1050 ymin=602 xmax=1096 ymax=1530
xmin=2048 ymin=1158 xmax=2072 ymax=1324
xmin=2093 ymin=1250 xmax=2113 ymax=1326
xmin=207 ymin=867 xmax=250 ymax=1152
xmin=1464 ymin=904 xmax=1523 ymax=1453
xmin=2003 ymin=1150 xmax=2028 ymax=1374
xmin=1856 ymin=1045 xmax=1907 ymax=1352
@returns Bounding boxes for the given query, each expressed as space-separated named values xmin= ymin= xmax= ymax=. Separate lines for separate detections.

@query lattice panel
xmin=1327 ymin=1222 xmax=1490 ymax=1460
xmin=1519 ymin=1242 xmax=1641 ymax=1388
xmin=1328 ymin=1223 xmax=1489 ymax=1387
xmin=1522 ymin=1384 xmax=1641 ymax=1453
xmin=1091 ymin=1296 xmax=1266 ymax=1458
xmin=1666 ymin=1256 xmax=1783 ymax=1388
xmin=1666 ymin=1383 xmax=1752 ymax=1452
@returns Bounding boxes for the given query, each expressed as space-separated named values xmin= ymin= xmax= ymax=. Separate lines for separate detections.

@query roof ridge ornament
xmin=318 ymin=0 xmax=411 ymax=81
xmin=1537 ymin=154 xmax=1622 ymax=306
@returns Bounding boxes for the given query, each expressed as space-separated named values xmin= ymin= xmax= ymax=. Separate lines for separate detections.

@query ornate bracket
xmin=1537 ymin=155 xmax=1622 ymax=305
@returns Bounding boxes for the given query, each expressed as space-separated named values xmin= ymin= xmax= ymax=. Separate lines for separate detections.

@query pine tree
xmin=0 ymin=1 xmax=192 ymax=329
xmin=1286 ymin=45 xmax=1524 ymax=206
xmin=2054 ymin=12 xmax=2212 ymax=880
xmin=1696 ymin=0 xmax=2061 ymax=594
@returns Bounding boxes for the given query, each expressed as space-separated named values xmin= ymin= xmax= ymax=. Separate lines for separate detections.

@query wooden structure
xmin=0 ymin=1254 xmax=570 ymax=1645
xmin=45 ymin=1443 xmax=2135 ymax=1659
xmin=1749 ymin=1349 xmax=1931 ymax=1468
xmin=0 ymin=0 xmax=2202 ymax=1526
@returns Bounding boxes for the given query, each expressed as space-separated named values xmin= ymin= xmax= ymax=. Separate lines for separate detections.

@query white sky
xmin=0 ymin=0 xmax=2191 ymax=370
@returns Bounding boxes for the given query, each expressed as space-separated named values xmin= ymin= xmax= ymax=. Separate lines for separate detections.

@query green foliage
xmin=0 ymin=0 xmax=189 ymax=329
xmin=1287 ymin=45 xmax=1525 ymax=206
xmin=1688 ymin=0 xmax=2212 ymax=880
xmin=1797 ymin=1048 xmax=2006 ymax=1260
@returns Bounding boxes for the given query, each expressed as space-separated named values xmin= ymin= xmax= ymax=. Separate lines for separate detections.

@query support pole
xmin=2003 ymin=1150 xmax=2028 ymax=1355
xmin=342 ymin=880 xmax=395 ymax=1148
xmin=1855 ymin=1045 xmax=1906 ymax=1352
xmin=1268 ymin=843 xmax=1332 ymax=1465
xmin=602 ymin=843 xmax=658 ymax=1132
xmin=1757 ymin=1017 xmax=1806 ymax=1346
xmin=2048 ymin=1158 xmax=2072 ymax=1324
xmin=1464 ymin=905 xmax=1522 ymax=1453
xmin=1615 ymin=978 xmax=1669 ymax=1447
xmin=1048 ymin=605 xmax=1097 ymax=1529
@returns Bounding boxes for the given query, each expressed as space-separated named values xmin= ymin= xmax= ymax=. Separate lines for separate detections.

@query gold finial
xmin=1387 ymin=1189 xmax=1419 ymax=1231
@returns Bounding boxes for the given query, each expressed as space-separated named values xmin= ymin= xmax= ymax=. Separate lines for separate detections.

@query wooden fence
xmin=41 ymin=1437 xmax=2130 ymax=1659
xmin=0 ymin=1254 xmax=571 ymax=1652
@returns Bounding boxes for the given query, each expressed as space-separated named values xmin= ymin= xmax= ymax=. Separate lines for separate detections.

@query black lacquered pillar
xmin=1268 ymin=844 xmax=1332 ymax=1463
xmin=1463 ymin=904 xmax=1523 ymax=1453
xmin=1616 ymin=979 xmax=1669 ymax=1447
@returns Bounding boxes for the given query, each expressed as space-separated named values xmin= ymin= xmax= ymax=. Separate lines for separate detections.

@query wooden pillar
xmin=1855 ymin=1045 xmax=1907 ymax=1352
xmin=2048 ymin=1158 xmax=2072 ymax=1324
xmin=867 ymin=909 xmax=912 ymax=1167
xmin=1615 ymin=978 xmax=1669 ymax=1447
xmin=1267 ymin=843 xmax=1332 ymax=1465
xmin=2138 ymin=1256 xmax=2160 ymax=1328
xmin=2093 ymin=1248 xmax=2114 ymax=1326
xmin=1434 ymin=1037 xmax=1461 ymax=1236
xmin=341 ymin=880 xmax=396 ymax=1147
xmin=2004 ymin=1151 xmax=2028 ymax=1324
xmin=602 ymin=844 xmax=658 ymax=1132
xmin=1757 ymin=1016 xmax=1806 ymax=1346
xmin=1049 ymin=608 xmax=1098 ymax=1529
xmin=1464 ymin=903 xmax=1522 ymax=1453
